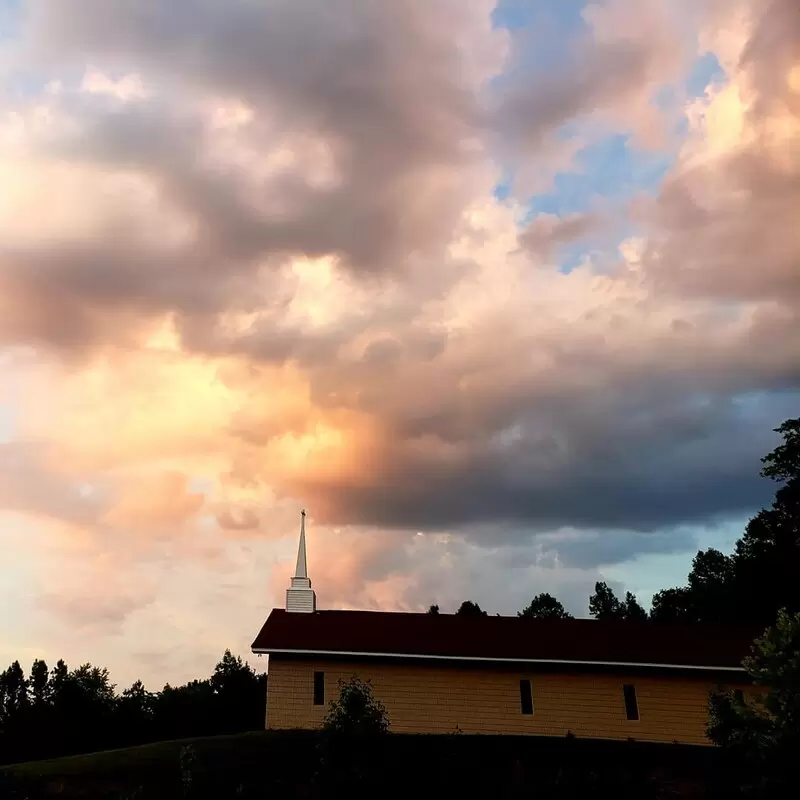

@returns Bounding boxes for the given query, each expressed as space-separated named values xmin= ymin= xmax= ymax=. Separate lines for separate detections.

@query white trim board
xmin=251 ymin=647 xmax=744 ymax=672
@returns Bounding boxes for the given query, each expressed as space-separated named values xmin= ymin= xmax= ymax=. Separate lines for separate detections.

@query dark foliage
xmin=623 ymin=591 xmax=649 ymax=621
xmin=0 ymin=650 xmax=266 ymax=766
xmin=708 ymin=609 xmax=800 ymax=798
xmin=424 ymin=419 xmax=800 ymax=629
xmin=315 ymin=677 xmax=390 ymax=795
xmin=455 ymin=600 xmax=488 ymax=616
xmin=0 ymin=731 xmax=731 ymax=800
xmin=589 ymin=581 xmax=626 ymax=619
xmin=518 ymin=592 xmax=573 ymax=619
xmin=322 ymin=676 xmax=389 ymax=737
xmin=588 ymin=582 xmax=648 ymax=621
xmin=651 ymin=417 xmax=800 ymax=626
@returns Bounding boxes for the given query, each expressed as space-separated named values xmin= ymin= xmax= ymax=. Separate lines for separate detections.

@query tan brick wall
xmin=265 ymin=656 xmax=750 ymax=745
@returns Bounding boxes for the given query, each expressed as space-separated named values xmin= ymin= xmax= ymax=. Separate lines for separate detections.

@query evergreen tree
xmin=2 ymin=661 xmax=30 ymax=719
xmin=29 ymin=659 xmax=49 ymax=706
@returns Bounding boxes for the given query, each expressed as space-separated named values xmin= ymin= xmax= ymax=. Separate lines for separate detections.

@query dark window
xmin=519 ymin=679 xmax=534 ymax=715
xmin=623 ymin=684 xmax=639 ymax=720
xmin=313 ymin=671 xmax=325 ymax=706
xmin=734 ymin=689 xmax=745 ymax=705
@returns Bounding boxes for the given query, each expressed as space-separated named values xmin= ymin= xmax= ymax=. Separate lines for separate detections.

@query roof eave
xmin=251 ymin=646 xmax=745 ymax=673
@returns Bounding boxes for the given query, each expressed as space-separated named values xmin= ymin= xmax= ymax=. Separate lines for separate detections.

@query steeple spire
xmin=294 ymin=509 xmax=308 ymax=579
xmin=285 ymin=509 xmax=316 ymax=613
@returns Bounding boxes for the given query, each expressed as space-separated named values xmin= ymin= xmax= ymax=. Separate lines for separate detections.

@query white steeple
xmin=294 ymin=509 xmax=308 ymax=579
xmin=285 ymin=509 xmax=316 ymax=613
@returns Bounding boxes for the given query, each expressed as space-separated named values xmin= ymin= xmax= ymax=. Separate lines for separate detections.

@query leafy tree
xmin=623 ymin=591 xmax=648 ymax=621
xmin=588 ymin=582 xmax=625 ymax=620
xmin=652 ymin=417 xmax=800 ymax=626
xmin=427 ymin=604 xmax=440 ymax=615
xmin=0 ymin=650 xmax=266 ymax=766
xmin=518 ymin=593 xmax=573 ymax=619
xmin=760 ymin=418 xmax=800 ymax=482
xmin=56 ymin=664 xmax=118 ymax=752
xmin=67 ymin=664 xmax=116 ymax=707
xmin=210 ymin=650 xmax=246 ymax=693
xmin=323 ymin=676 xmax=389 ymax=737
xmin=154 ymin=679 xmax=218 ymax=740
xmin=589 ymin=583 xmax=648 ymax=621
xmin=49 ymin=659 xmax=68 ymax=696
xmin=708 ymin=609 xmax=800 ymax=796
xmin=683 ymin=548 xmax=735 ymax=622
xmin=650 ymin=586 xmax=693 ymax=622
xmin=455 ymin=600 xmax=488 ymax=617
xmin=317 ymin=677 xmax=390 ymax=793
xmin=209 ymin=649 xmax=266 ymax=733
xmin=122 ymin=678 xmax=152 ymax=706
xmin=732 ymin=481 xmax=800 ymax=624
xmin=117 ymin=679 xmax=155 ymax=743
xmin=651 ymin=586 xmax=690 ymax=620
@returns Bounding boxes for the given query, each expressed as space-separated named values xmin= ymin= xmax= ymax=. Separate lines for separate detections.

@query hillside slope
xmin=1 ymin=731 xmax=729 ymax=799
xmin=1 ymin=731 xmax=315 ymax=798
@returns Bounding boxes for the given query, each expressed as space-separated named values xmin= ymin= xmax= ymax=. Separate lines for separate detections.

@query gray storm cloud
xmin=1 ymin=0 xmax=798 ymax=569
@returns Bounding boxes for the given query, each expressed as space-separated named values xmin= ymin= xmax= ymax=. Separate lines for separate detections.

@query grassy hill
xmin=0 ymin=731 xmax=318 ymax=798
xmin=1 ymin=730 xmax=731 ymax=799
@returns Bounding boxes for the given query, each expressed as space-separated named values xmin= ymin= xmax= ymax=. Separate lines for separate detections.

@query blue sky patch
xmin=686 ymin=51 xmax=726 ymax=98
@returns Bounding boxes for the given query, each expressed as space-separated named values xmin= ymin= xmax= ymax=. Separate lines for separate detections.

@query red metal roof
xmin=251 ymin=609 xmax=759 ymax=671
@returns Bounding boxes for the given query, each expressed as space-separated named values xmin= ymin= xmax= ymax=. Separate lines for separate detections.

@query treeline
xmin=436 ymin=417 xmax=800 ymax=627
xmin=0 ymin=651 xmax=265 ymax=766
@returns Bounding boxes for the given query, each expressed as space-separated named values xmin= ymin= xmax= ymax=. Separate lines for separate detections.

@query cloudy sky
xmin=0 ymin=0 xmax=798 ymax=689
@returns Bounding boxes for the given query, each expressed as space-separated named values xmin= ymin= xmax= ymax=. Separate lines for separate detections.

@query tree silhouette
xmin=323 ymin=676 xmax=389 ymax=736
xmin=0 ymin=651 xmax=267 ymax=766
xmin=209 ymin=649 xmax=266 ymax=733
xmin=0 ymin=661 xmax=30 ymax=737
xmin=50 ymin=659 xmax=68 ymax=695
xmin=623 ymin=592 xmax=648 ymax=621
xmin=652 ymin=417 xmax=800 ymax=626
xmin=708 ymin=609 xmax=800 ymax=795
xmin=588 ymin=582 xmax=625 ymax=620
xmin=760 ymin=418 xmax=800 ymax=482
xmin=117 ymin=679 xmax=155 ymax=743
xmin=589 ymin=583 xmax=648 ymax=620
xmin=455 ymin=600 xmax=488 ymax=617
xmin=427 ymin=604 xmax=440 ymax=614
xmin=518 ymin=593 xmax=573 ymax=619
xmin=29 ymin=660 xmax=48 ymax=706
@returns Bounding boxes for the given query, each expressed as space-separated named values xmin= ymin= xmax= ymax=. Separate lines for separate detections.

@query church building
xmin=251 ymin=513 xmax=756 ymax=745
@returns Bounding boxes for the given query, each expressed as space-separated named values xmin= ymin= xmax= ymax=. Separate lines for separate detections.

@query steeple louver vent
xmin=286 ymin=510 xmax=316 ymax=613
